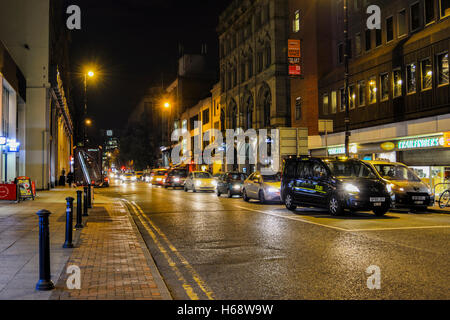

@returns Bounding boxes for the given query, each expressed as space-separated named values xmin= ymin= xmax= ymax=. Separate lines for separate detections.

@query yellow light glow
xmin=427 ymin=71 xmax=432 ymax=76
xmin=88 ymin=71 xmax=95 ymax=77
xmin=85 ymin=119 xmax=92 ymax=126
xmin=164 ymin=102 xmax=170 ymax=109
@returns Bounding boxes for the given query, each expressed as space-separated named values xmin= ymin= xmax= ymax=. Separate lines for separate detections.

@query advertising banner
xmin=15 ymin=176 xmax=34 ymax=200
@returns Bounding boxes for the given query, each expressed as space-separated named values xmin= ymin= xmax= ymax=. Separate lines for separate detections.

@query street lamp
xmin=343 ymin=0 xmax=351 ymax=157
xmin=83 ymin=69 xmax=95 ymax=144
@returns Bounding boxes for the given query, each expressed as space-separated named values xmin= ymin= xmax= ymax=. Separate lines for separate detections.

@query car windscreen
xmin=170 ymin=170 xmax=187 ymax=177
xmin=194 ymin=172 xmax=212 ymax=179
xmin=156 ymin=170 xmax=166 ymax=175
xmin=228 ymin=173 xmax=246 ymax=181
xmin=373 ymin=164 xmax=421 ymax=182
xmin=263 ymin=173 xmax=281 ymax=182
xmin=328 ymin=161 xmax=377 ymax=179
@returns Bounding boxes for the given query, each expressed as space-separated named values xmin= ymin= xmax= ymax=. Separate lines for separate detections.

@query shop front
xmin=311 ymin=132 xmax=450 ymax=193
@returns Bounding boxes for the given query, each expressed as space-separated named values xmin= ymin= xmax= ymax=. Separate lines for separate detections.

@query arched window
xmin=244 ymin=94 xmax=254 ymax=130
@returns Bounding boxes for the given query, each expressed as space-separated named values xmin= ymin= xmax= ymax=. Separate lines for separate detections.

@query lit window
xmin=421 ymin=58 xmax=433 ymax=90
xmin=393 ymin=69 xmax=403 ymax=97
xmin=369 ymin=77 xmax=377 ymax=104
xmin=380 ymin=73 xmax=389 ymax=101
xmin=348 ymin=85 xmax=355 ymax=109
xmin=293 ymin=10 xmax=300 ymax=32
xmin=358 ymin=80 xmax=366 ymax=106
xmin=437 ymin=52 xmax=449 ymax=85
xmin=331 ymin=91 xmax=337 ymax=113
xmin=406 ymin=63 xmax=417 ymax=94
xmin=323 ymin=94 xmax=329 ymax=115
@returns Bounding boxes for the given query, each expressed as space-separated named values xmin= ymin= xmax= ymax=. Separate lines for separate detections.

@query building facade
xmin=0 ymin=0 xmax=74 ymax=189
xmin=309 ymin=0 xmax=450 ymax=189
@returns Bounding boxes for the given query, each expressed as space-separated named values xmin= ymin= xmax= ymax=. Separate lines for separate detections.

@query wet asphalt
xmin=99 ymin=181 xmax=450 ymax=300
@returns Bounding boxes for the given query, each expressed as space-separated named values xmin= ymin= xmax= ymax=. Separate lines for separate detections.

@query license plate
xmin=374 ymin=202 xmax=382 ymax=207
xmin=414 ymin=201 xmax=423 ymax=204
xmin=370 ymin=197 xmax=385 ymax=202
xmin=412 ymin=196 xmax=426 ymax=201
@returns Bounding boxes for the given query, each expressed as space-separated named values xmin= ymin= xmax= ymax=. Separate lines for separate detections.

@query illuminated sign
xmin=328 ymin=144 xmax=358 ymax=155
xmin=380 ymin=142 xmax=395 ymax=151
xmin=444 ymin=132 xmax=450 ymax=148
xmin=397 ymin=136 xmax=444 ymax=150
xmin=288 ymin=39 xmax=301 ymax=76
xmin=6 ymin=139 xmax=20 ymax=152
xmin=0 ymin=137 xmax=6 ymax=145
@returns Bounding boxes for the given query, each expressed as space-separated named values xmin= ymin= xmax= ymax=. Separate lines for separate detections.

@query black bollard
xmin=87 ymin=184 xmax=92 ymax=208
xmin=63 ymin=197 xmax=74 ymax=248
xmin=36 ymin=210 xmax=55 ymax=291
xmin=83 ymin=186 xmax=89 ymax=216
xmin=75 ymin=190 xmax=84 ymax=229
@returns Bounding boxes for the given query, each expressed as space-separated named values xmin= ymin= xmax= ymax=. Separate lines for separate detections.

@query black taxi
xmin=281 ymin=157 xmax=393 ymax=216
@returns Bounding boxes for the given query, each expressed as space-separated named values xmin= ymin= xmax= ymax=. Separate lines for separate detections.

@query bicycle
xmin=438 ymin=189 xmax=450 ymax=209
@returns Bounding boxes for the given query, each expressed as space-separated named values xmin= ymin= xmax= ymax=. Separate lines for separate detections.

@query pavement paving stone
xmin=50 ymin=197 xmax=171 ymax=300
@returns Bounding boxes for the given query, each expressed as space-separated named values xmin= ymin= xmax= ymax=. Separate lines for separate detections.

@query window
xmin=406 ymin=63 xmax=417 ymax=94
xmin=339 ymin=88 xmax=345 ymax=111
xmin=338 ymin=43 xmax=344 ymax=64
xmin=248 ymin=57 xmax=253 ymax=78
xmin=331 ymin=91 xmax=337 ymax=113
xmin=358 ymin=80 xmax=366 ymax=106
xmin=348 ymin=85 xmax=355 ymax=109
xmin=440 ymin=0 xmax=450 ymax=18
xmin=265 ymin=46 xmax=271 ymax=68
xmin=365 ymin=29 xmax=371 ymax=51
xmin=369 ymin=76 xmax=377 ymax=104
xmin=425 ymin=0 xmax=435 ymax=24
xmin=375 ymin=28 xmax=382 ymax=47
xmin=421 ymin=58 xmax=433 ymax=90
xmin=293 ymin=10 xmax=300 ymax=32
xmin=393 ymin=69 xmax=403 ymax=97
xmin=411 ymin=2 xmax=421 ymax=31
xmin=398 ymin=9 xmax=407 ymax=37
xmin=437 ymin=52 xmax=449 ymax=85
xmin=323 ymin=94 xmax=329 ymax=115
xmin=295 ymin=97 xmax=302 ymax=120
xmin=202 ymin=109 xmax=210 ymax=125
xmin=386 ymin=16 xmax=394 ymax=42
xmin=380 ymin=73 xmax=389 ymax=101
xmin=257 ymin=51 xmax=264 ymax=72
xmin=355 ymin=33 xmax=362 ymax=56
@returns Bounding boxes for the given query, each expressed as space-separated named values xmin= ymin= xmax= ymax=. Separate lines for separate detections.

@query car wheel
xmin=259 ymin=190 xmax=266 ymax=204
xmin=328 ymin=194 xmax=343 ymax=216
xmin=373 ymin=208 xmax=388 ymax=216
xmin=243 ymin=189 xmax=249 ymax=202
xmin=285 ymin=193 xmax=297 ymax=211
xmin=438 ymin=190 xmax=450 ymax=209
xmin=193 ymin=187 xmax=197 ymax=193
xmin=184 ymin=186 xmax=188 ymax=192
xmin=217 ymin=188 xmax=221 ymax=197
xmin=227 ymin=189 xmax=232 ymax=198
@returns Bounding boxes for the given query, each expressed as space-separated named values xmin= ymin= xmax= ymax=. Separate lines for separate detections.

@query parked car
xmin=150 ymin=169 xmax=168 ymax=186
xmin=216 ymin=172 xmax=247 ymax=198
xmin=184 ymin=171 xmax=217 ymax=192
xmin=242 ymin=171 xmax=281 ymax=203
xmin=164 ymin=168 xmax=188 ymax=189
xmin=364 ymin=160 xmax=434 ymax=211
xmin=135 ymin=171 xmax=144 ymax=181
xmin=281 ymin=157 xmax=393 ymax=216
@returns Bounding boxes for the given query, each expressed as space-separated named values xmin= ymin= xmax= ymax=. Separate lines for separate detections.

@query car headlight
xmin=266 ymin=187 xmax=279 ymax=193
xmin=196 ymin=180 xmax=201 ymax=187
xmin=174 ymin=178 xmax=180 ymax=182
xmin=232 ymin=184 xmax=241 ymax=190
xmin=212 ymin=181 xmax=217 ymax=187
xmin=344 ymin=183 xmax=360 ymax=193
xmin=386 ymin=184 xmax=393 ymax=193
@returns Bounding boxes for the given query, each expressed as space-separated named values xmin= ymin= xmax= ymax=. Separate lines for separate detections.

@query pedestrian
xmin=59 ymin=168 xmax=66 ymax=186
xmin=67 ymin=171 xmax=74 ymax=188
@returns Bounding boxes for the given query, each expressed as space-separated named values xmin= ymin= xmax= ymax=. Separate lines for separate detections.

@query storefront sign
xmin=397 ymin=136 xmax=444 ymax=150
xmin=0 ymin=137 xmax=7 ymax=145
xmin=444 ymin=132 xmax=450 ymax=148
xmin=15 ymin=176 xmax=34 ymax=200
xmin=6 ymin=139 xmax=20 ymax=152
xmin=328 ymin=144 xmax=358 ymax=155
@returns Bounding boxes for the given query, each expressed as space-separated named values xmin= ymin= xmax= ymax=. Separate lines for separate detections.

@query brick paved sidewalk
xmin=50 ymin=196 xmax=172 ymax=300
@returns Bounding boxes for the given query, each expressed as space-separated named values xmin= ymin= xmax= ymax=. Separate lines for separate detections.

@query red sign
xmin=288 ymin=39 xmax=301 ymax=58
xmin=0 ymin=184 xmax=17 ymax=201
xmin=289 ymin=64 xmax=301 ymax=76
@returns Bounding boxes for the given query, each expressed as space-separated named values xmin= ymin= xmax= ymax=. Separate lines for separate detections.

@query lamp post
xmin=83 ymin=70 xmax=95 ymax=144
xmin=163 ymin=102 xmax=171 ymax=167
xmin=343 ymin=0 xmax=351 ymax=157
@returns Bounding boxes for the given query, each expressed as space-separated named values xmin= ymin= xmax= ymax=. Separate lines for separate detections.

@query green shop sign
xmin=397 ymin=136 xmax=444 ymax=150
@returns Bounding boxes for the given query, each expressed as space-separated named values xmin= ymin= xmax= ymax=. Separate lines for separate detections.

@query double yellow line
xmin=123 ymin=199 xmax=215 ymax=300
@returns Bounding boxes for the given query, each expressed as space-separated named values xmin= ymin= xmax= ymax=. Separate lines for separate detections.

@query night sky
xmin=69 ymin=0 xmax=232 ymax=136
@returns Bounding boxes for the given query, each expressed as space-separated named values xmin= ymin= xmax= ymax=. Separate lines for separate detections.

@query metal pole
xmin=63 ymin=197 xmax=74 ymax=248
xmin=344 ymin=0 xmax=350 ymax=157
xmin=87 ymin=184 xmax=92 ymax=208
xmin=84 ymin=74 xmax=87 ymax=144
xmin=75 ymin=190 xmax=83 ymax=229
xmin=36 ymin=210 xmax=55 ymax=291
xmin=83 ymin=186 xmax=89 ymax=216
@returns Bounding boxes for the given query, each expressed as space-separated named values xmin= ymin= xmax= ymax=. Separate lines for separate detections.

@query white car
xmin=184 ymin=171 xmax=217 ymax=192
xmin=242 ymin=172 xmax=281 ymax=203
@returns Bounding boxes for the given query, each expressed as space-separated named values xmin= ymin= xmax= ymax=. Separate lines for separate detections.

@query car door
xmin=296 ymin=160 xmax=316 ymax=204
xmin=309 ymin=161 xmax=331 ymax=205
xmin=250 ymin=173 xmax=262 ymax=198
xmin=218 ymin=174 xmax=226 ymax=193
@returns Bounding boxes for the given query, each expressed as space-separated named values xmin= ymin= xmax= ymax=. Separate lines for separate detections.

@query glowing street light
xmin=87 ymin=71 xmax=95 ymax=78
xmin=164 ymin=102 xmax=171 ymax=109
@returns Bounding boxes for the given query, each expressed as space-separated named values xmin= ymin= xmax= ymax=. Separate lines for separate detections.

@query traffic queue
xmin=115 ymin=156 xmax=437 ymax=217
